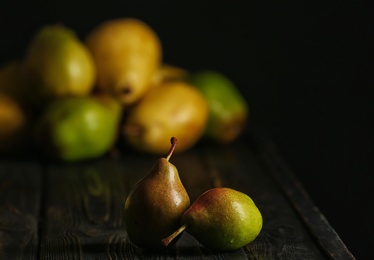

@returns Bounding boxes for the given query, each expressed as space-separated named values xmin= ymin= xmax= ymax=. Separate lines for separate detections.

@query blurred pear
xmin=188 ymin=71 xmax=248 ymax=143
xmin=123 ymin=81 xmax=208 ymax=154
xmin=85 ymin=18 xmax=162 ymax=106
xmin=0 ymin=94 xmax=27 ymax=150
xmin=149 ymin=64 xmax=188 ymax=88
xmin=34 ymin=95 xmax=122 ymax=161
xmin=23 ymin=25 xmax=96 ymax=104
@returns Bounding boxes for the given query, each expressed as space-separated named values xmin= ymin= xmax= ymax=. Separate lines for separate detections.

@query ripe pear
xmin=22 ymin=25 xmax=96 ymax=103
xmin=149 ymin=64 xmax=188 ymax=88
xmin=0 ymin=94 xmax=27 ymax=150
xmin=123 ymin=81 xmax=208 ymax=154
xmin=34 ymin=95 xmax=122 ymax=161
xmin=188 ymin=71 xmax=248 ymax=144
xmin=85 ymin=18 xmax=162 ymax=106
xmin=162 ymin=187 xmax=263 ymax=251
xmin=124 ymin=137 xmax=190 ymax=250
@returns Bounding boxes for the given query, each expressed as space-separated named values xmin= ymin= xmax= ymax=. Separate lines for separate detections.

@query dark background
xmin=1 ymin=0 xmax=372 ymax=258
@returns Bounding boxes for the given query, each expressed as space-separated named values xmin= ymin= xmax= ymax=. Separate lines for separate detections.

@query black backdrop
xmin=1 ymin=0 xmax=372 ymax=258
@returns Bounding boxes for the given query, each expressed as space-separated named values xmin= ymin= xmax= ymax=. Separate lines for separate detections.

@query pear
xmin=85 ymin=18 xmax=162 ymax=106
xmin=188 ymin=71 xmax=248 ymax=144
xmin=0 ymin=94 xmax=27 ymax=150
xmin=123 ymin=81 xmax=208 ymax=155
xmin=149 ymin=64 xmax=188 ymax=88
xmin=34 ymin=95 xmax=122 ymax=161
xmin=124 ymin=137 xmax=191 ymax=250
xmin=22 ymin=25 xmax=96 ymax=104
xmin=162 ymin=187 xmax=263 ymax=251
xmin=0 ymin=62 xmax=33 ymax=151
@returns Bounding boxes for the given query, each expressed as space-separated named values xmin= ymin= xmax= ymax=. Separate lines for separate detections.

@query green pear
xmin=162 ymin=187 xmax=263 ymax=251
xmin=188 ymin=71 xmax=248 ymax=144
xmin=34 ymin=95 xmax=122 ymax=161
xmin=124 ymin=137 xmax=191 ymax=250
xmin=23 ymin=25 xmax=96 ymax=104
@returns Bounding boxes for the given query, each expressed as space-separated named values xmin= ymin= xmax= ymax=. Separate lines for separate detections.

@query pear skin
xmin=34 ymin=95 xmax=122 ymax=161
xmin=23 ymin=25 xmax=96 ymax=103
xmin=0 ymin=94 xmax=27 ymax=150
xmin=188 ymin=71 xmax=248 ymax=144
xmin=124 ymin=138 xmax=191 ymax=250
xmin=86 ymin=18 xmax=162 ymax=106
xmin=123 ymin=81 xmax=208 ymax=155
xmin=163 ymin=187 xmax=263 ymax=251
xmin=149 ymin=64 xmax=188 ymax=88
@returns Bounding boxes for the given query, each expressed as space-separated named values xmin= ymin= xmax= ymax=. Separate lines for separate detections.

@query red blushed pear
xmin=124 ymin=137 xmax=191 ymax=250
xmin=162 ymin=187 xmax=263 ymax=251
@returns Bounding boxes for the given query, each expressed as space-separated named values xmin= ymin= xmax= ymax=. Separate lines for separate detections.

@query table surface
xmin=0 ymin=133 xmax=355 ymax=259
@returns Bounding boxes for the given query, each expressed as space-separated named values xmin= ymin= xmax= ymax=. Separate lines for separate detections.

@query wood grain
xmin=256 ymin=137 xmax=356 ymax=260
xmin=0 ymin=162 xmax=42 ymax=259
xmin=0 ymin=134 xmax=355 ymax=259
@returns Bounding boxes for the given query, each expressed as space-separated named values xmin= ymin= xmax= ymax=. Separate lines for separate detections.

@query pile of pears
xmin=0 ymin=18 xmax=248 ymax=161
xmin=124 ymin=137 xmax=263 ymax=251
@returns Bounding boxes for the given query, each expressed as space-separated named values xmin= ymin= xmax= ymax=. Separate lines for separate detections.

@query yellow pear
xmin=0 ymin=94 xmax=27 ymax=150
xmin=85 ymin=18 xmax=162 ymax=106
xmin=123 ymin=81 xmax=208 ymax=154
xmin=22 ymin=25 xmax=96 ymax=103
xmin=0 ymin=62 xmax=31 ymax=151
xmin=149 ymin=64 xmax=188 ymax=88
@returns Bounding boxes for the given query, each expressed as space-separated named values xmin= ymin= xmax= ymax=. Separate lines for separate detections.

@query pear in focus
xmin=124 ymin=137 xmax=190 ymax=250
xmin=34 ymin=95 xmax=122 ymax=162
xmin=123 ymin=81 xmax=208 ymax=155
xmin=86 ymin=18 xmax=162 ymax=106
xmin=188 ymin=71 xmax=248 ymax=144
xmin=22 ymin=25 xmax=96 ymax=104
xmin=162 ymin=187 xmax=262 ymax=251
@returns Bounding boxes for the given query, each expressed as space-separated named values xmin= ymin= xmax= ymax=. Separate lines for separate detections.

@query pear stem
xmin=162 ymin=224 xmax=187 ymax=247
xmin=165 ymin=137 xmax=178 ymax=161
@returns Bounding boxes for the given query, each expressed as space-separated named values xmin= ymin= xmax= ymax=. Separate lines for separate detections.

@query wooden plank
xmin=39 ymin=136 xmax=353 ymax=259
xmin=255 ymin=136 xmax=356 ymax=259
xmin=200 ymin=142 xmax=327 ymax=259
xmin=39 ymin=158 xmax=129 ymax=259
xmin=0 ymin=161 xmax=42 ymax=259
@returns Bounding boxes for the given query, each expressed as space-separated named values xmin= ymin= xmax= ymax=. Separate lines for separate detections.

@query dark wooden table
xmin=0 ymin=133 xmax=355 ymax=259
